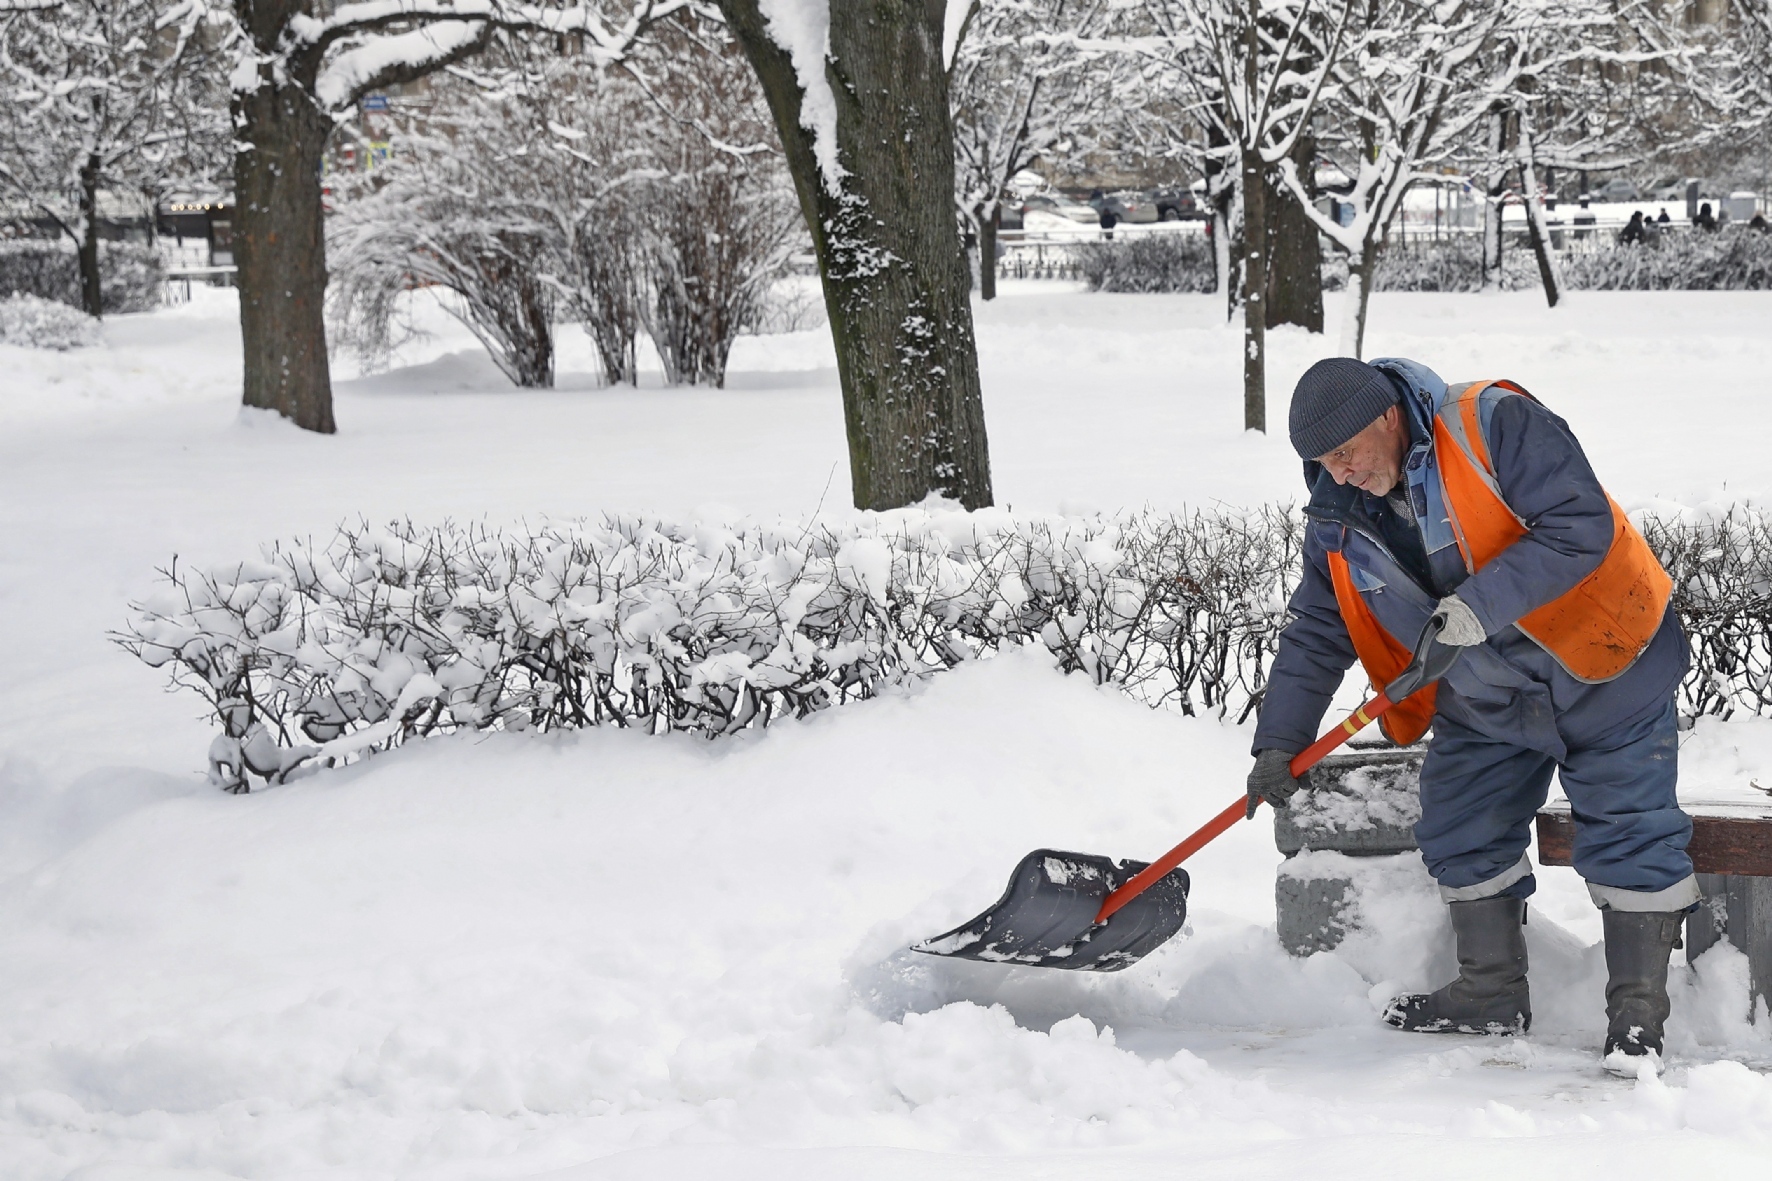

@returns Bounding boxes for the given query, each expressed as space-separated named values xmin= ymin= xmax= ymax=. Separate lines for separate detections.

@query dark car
xmin=1149 ymin=187 xmax=1205 ymax=221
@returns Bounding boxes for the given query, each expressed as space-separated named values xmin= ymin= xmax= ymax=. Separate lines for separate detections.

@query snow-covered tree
xmin=717 ymin=0 xmax=993 ymax=511
xmin=0 ymin=0 xmax=229 ymax=315
xmin=329 ymin=24 xmax=798 ymax=390
xmin=210 ymin=0 xmax=687 ymax=433
xmin=1460 ymin=1 xmax=1694 ymax=305
xmin=1117 ymin=0 xmax=1349 ymax=430
xmin=1276 ymin=0 xmax=1514 ymax=359
xmin=947 ymin=0 xmax=1110 ymax=300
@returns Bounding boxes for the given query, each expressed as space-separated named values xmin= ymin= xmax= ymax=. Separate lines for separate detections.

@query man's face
xmin=1314 ymin=405 xmax=1409 ymax=497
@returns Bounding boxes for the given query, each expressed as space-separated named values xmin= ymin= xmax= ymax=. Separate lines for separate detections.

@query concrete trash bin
xmin=1274 ymin=744 xmax=1425 ymax=955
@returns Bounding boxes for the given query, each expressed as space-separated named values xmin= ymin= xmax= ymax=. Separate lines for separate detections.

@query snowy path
xmin=2 ymin=287 xmax=1771 ymax=1178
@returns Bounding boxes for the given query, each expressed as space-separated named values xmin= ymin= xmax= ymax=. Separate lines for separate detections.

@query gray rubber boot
xmin=1601 ymin=909 xmax=1683 ymax=1076
xmin=1384 ymin=896 xmax=1531 ymax=1035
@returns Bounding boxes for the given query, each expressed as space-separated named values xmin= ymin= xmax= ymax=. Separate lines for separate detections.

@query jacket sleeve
xmin=1449 ymin=395 xmax=1616 ymax=636
xmin=1253 ymin=535 xmax=1358 ymax=755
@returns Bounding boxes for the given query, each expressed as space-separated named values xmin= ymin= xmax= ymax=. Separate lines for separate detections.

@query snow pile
xmin=1292 ymin=760 xmax=1424 ymax=833
xmin=0 ymin=293 xmax=99 ymax=351
xmin=119 ymin=505 xmax=1302 ymax=790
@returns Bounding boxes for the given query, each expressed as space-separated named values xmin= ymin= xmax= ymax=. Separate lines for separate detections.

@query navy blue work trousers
xmin=1414 ymin=700 xmax=1693 ymax=899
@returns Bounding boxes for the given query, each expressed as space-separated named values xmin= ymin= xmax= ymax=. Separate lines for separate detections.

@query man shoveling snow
xmin=1248 ymin=357 xmax=1696 ymax=1077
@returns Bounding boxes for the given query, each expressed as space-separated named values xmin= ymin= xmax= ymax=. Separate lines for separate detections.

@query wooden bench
xmin=1536 ymin=803 xmax=1772 ymax=1020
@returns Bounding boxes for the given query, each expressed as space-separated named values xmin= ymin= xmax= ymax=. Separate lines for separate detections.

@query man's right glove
xmin=1246 ymin=749 xmax=1303 ymax=819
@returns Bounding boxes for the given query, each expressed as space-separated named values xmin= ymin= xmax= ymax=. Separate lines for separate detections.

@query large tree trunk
xmin=1241 ymin=143 xmax=1267 ymax=432
xmin=721 ymin=0 xmax=991 ymax=510
xmin=977 ymin=206 xmax=998 ymax=302
xmin=233 ymin=2 xmax=336 ymax=433
xmin=77 ymin=151 xmax=103 ymax=318
xmin=1264 ymin=134 xmax=1323 ymax=333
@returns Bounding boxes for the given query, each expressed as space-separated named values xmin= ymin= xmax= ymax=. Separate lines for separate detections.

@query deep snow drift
xmin=3 ymin=286 xmax=1772 ymax=1179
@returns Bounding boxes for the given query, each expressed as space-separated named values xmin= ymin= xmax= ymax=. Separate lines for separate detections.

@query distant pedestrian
xmin=1655 ymin=208 xmax=1671 ymax=224
xmin=1751 ymin=213 xmax=1769 ymax=234
xmin=1098 ymin=206 xmax=1118 ymax=240
xmin=1694 ymin=202 xmax=1718 ymax=232
xmin=1617 ymin=211 xmax=1646 ymax=246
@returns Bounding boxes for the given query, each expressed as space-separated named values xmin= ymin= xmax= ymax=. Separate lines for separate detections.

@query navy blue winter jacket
xmin=1252 ymin=358 xmax=1688 ymax=762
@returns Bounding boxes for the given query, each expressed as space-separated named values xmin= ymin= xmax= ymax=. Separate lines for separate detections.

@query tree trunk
xmin=720 ymin=0 xmax=991 ymax=510
xmin=1480 ymin=105 xmax=1509 ymax=293
xmin=1204 ymin=119 xmax=1235 ymax=315
xmin=232 ymin=17 xmax=336 ymax=433
xmin=77 ymin=151 xmax=103 ymax=318
xmin=1242 ymin=143 xmax=1267 ymax=432
xmin=977 ymin=206 xmax=998 ymax=302
xmin=1342 ymin=236 xmax=1378 ymax=360
xmin=1517 ymin=117 xmax=1561 ymax=309
xmin=1264 ymin=134 xmax=1323 ymax=333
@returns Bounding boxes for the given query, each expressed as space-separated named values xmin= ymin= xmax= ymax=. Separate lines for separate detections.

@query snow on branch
xmin=315 ymin=20 xmax=491 ymax=109
xmin=233 ymin=1 xmax=698 ymax=113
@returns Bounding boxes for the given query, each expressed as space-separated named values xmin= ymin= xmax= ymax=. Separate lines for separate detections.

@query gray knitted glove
xmin=1246 ymin=749 xmax=1303 ymax=819
xmin=1431 ymin=593 xmax=1487 ymax=646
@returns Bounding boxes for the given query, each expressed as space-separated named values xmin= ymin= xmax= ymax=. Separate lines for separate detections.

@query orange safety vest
xmin=1325 ymin=379 xmax=1672 ymax=745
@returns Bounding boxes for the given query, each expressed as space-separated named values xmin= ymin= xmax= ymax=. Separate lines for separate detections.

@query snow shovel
xmin=914 ymin=617 xmax=1458 ymax=972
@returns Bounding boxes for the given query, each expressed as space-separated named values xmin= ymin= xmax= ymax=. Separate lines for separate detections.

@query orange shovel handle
xmin=1092 ymin=688 xmax=1399 ymax=925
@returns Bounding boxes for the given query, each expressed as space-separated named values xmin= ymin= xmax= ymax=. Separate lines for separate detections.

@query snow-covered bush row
xmin=1075 ymin=235 xmax=1217 ymax=294
xmin=1363 ymin=236 xmax=1539 ymax=293
xmin=1561 ymin=229 xmax=1772 ymax=291
xmin=117 ymin=506 xmax=1301 ymax=791
xmin=0 ymin=238 xmax=164 ymax=313
xmin=119 ymin=504 xmax=1772 ymax=791
xmin=0 ymin=293 xmax=100 ymax=349
xmin=1327 ymin=231 xmax=1772 ymax=294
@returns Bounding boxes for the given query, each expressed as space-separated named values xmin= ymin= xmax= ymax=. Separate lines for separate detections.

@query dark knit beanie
xmin=1287 ymin=358 xmax=1402 ymax=459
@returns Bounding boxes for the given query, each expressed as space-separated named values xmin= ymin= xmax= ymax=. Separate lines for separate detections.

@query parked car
xmin=1593 ymin=177 xmax=1639 ymax=203
xmin=1106 ymin=190 xmax=1159 ymax=224
xmin=1149 ymin=187 xmax=1205 ymax=220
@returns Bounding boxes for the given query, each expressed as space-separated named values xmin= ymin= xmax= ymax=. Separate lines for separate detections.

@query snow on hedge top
xmin=757 ymin=0 xmax=845 ymax=194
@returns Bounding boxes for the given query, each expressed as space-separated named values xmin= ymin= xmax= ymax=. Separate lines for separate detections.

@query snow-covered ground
xmin=3 ymin=285 xmax=1772 ymax=1179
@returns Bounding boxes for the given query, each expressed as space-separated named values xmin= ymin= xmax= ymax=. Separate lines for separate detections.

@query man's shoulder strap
xmin=1437 ymin=380 xmax=1538 ymax=476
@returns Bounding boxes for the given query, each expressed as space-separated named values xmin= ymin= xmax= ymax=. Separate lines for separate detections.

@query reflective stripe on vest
xmin=1325 ymin=380 xmax=1672 ymax=719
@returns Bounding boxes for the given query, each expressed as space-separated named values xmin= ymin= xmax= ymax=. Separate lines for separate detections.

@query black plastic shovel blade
xmin=913 ymin=849 xmax=1190 ymax=972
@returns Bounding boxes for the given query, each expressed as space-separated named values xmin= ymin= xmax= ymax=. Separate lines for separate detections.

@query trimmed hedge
xmin=119 ymin=504 xmax=1772 ymax=791
xmin=0 ymin=238 xmax=164 ymax=313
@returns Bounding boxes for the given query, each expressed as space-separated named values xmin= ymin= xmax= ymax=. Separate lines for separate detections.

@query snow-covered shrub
xmin=630 ymin=28 xmax=804 ymax=387
xmin=1076 ymin=234 xmax=1216 ymax=293
xmin=0 ymin=293 xmax=100 ymax=349
xmin=0 ymin=238 xmax=163 ymax=312
xmin=327 ymin=31 xmax=803 ymax=390
xmin=119 ymin=506 xmax=1302 ymax=791
xmin=1342 ymin=237 xmax=1538 ymax=293
xmin=1642 ymin=508 xmax=1772 ymax=719
xmin=1561 ymin=229 xmax=1772 ymax=291
xmin=327 ymin=84 xmax=558 ymax=388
